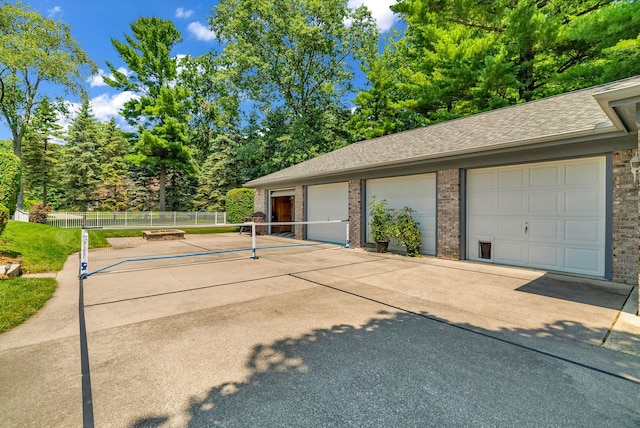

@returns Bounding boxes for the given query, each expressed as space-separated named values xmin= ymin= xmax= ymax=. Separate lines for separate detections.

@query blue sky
xmin=0 ymin=1 xmax=402 ymax=140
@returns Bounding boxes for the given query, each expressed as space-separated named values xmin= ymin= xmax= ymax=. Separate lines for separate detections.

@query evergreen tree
xmin=104 ymin=17 xmax=196 ymax=211
xmin=95 ymin=118 xmax=130 ymax=211
xmin=60 ymin=98 xmax=101 ymax=210
xmin=21 ymin=97 xmax=62 ymax=207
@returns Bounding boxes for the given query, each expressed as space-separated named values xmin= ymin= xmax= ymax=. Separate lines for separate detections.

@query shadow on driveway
xmin=129 ymin=309 xmax=640 ymax=428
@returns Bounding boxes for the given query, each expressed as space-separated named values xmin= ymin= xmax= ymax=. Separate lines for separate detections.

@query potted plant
xmin=369 ymin=197 xmax=395 ymax=253
xmin=394 ymin=206 xmax=421 ymax=257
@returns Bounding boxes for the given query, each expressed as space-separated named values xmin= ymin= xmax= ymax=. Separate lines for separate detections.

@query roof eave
xmin=245 ymin=126 xmax=624 ymax=188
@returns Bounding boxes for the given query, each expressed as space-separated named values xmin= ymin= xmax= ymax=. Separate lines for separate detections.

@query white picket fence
xmin=13 ymin=208 xmax=30 ymax=222
xmin=31 ymin=211 xmax=227 ymax=229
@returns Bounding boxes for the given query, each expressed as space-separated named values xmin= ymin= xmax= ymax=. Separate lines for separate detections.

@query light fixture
xmin=630 ymin=151 xmax=640 ymax=185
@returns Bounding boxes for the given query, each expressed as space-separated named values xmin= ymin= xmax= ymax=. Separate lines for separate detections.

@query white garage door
xmin=467 ymin=157 xmax=606 ymax=276
xmin=367 ymin=174 xmax=436 ymax=255
xmin=307 ymin=182 xmax=349 ymax=244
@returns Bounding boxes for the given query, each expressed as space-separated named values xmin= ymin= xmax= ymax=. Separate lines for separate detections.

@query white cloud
xmin=87 ymin=68 xmax=130 ymax=88
xmin=90 ymin=92 xmax=139 ymax=123
xmin=176 ymin=7 xmax=194 ymax=19
xmin=348 ymin=0 xmax=399 ymax=32
xmin=56 ymin=92 xmax=138 ymax=136
xmin=47 ymin=6 xmax=62 ymax=18
xmin=187 ymin=22 xmax=216 ymax=42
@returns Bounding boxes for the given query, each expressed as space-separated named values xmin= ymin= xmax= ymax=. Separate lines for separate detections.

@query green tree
xmin=178 ymin=53 xmax=241 ymax=164
xmin=105 ymin=17 xmax=195 ymax=211
xmin=59 ymin=98 xmax=101 ymax=210
xmin=0 ymin=151 xmax=20 ymax=214
xmin=378 ymin=0 xmax=640 ymax=123
xmin=348 ymin=53 xmax=426 ymax=140
xmin=94 ymin=119 xmax=130 ymax=211
xmin=0 ymin=1 xmax=95 ymax=208
xmin=21 ymin=97 xmax=62 ymax=207
xmin=210 ymin=0 xmax=378 ymax=172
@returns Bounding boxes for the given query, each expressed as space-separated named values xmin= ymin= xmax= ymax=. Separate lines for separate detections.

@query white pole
xmin=251 ymin=222 xmax=257 ymax=259
xmin=345 ymin=221 xmax=350 ymax=248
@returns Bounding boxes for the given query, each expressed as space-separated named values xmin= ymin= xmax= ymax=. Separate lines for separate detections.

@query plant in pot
xmin=394 ymin=206 xmax=421 ymax=257
xmin=369 ymin=197 xmax=395 ymax=253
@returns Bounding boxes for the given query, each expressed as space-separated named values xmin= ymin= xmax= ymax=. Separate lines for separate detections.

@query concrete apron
xmin=0 ymin=235 xmax=638 ymax=427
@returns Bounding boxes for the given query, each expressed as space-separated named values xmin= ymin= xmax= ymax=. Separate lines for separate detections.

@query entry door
xmin=271 ymin=196 xmax=293 ymax=233
xmin=467 ymin=157 xmax=606 ymax=276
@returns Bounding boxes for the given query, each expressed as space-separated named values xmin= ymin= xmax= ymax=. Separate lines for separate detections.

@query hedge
xmin=0 ymin=203 xmax=8 ymax=236
xmin=0 ymin=152 xmax=21 ymax=214
xmin=225 ymin=188 xmax=254 ymax=224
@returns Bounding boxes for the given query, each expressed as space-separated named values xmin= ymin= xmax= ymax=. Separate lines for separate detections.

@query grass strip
xmin=0 ymin=277 xmax=57 ymax=333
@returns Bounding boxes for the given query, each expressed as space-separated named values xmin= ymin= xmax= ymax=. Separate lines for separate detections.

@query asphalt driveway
xmin=0 ymin=234 xmax=639 ymax=427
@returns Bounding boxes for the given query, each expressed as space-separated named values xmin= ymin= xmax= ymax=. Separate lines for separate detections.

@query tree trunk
xmin=12 ymin=131 xmax=24 ymax=209
xmin=159 ymin=164 xmax=166 ymax=212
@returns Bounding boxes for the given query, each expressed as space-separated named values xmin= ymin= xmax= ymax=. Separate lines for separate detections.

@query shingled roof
xmin=245 ymin=76 xmax=640 ymax=188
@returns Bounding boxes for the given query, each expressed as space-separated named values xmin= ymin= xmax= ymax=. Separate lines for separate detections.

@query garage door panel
xmin=529 ymin=192 xmax=560 ymax=214
xmin=528 ymin=219 xmax=560 ymax=241
xmin=530 ymin=166 xmax=561 ymax=187
xmin=565 ymin=191 xmax=600 ymax=215
xmin=367 ymin=174 xmax=436 ymax=256
xmin=565 ymin=248 xmax=600 ymax=274
xmin=307 ymin=183 xmax=348 ymax=243
xmin=468 ymin=157 xmax=605 ymax=277
xmin=497 ymin=219 xmax=525 ymax=240
xmin=496 ymin=242 xmax=527 ymax=263
xmin=564 ymin=220 xmax=600 ymax=243
xmin=468 ymin=170 xmax=495 ymax=190
xmin=529 ymin=245 xmax=561 ymax=268
xmin=498 ymin=192 xmax=526 ymax=214
xmin=566 ymin=162 xmax=602 ymax=186
xmin=498 ymin=169 xmax=526 ymax=188
xmin=468 ymin=193 xmax=496 ymax=215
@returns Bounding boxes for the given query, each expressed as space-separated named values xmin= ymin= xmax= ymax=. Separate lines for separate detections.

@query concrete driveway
xmin=0 ymin=234 xmax=639 ymax=427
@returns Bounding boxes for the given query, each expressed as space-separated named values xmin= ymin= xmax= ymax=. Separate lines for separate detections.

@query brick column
xmin=348 ymin=180 xmax=363 ymax=248
xmin=294 ymin=185 xmax=305 ymax=240
xmin=437 ymin=169 xmax=461 ymax=260
xmin=254 ymin=189 xmax=267 ymax=214
xmin=612 ymin=150 xmax=639 ymax=285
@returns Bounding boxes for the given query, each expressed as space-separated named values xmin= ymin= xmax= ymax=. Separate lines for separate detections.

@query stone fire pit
xmin=142 ymin=229 xmax=185 ymax=241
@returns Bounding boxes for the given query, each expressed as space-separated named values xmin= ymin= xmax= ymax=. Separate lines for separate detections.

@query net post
xmin=345 ymin=221 xmax=350 ymax=248
xmin=80 ymin=228 xmax=89 ymax=279
xmin=251 ymin=222 xmax=258 ymax=259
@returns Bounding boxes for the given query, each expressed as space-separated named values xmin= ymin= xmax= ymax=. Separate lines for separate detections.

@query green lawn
xmin=0 ymin=221 xmax=237 ymax=272
xmin=0 ymin=277 xmax=57 ymax=333
xmin=0 ymin=221 xmax=236 ymax=333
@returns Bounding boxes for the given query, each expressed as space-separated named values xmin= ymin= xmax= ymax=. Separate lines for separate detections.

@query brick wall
xmin=254 ymin=189 xmax=267 ymax=215
xmin=437 ymin=169 xmax=461 ymax=260
xmin=295 ymin=186 xmax=305 ymax=240
xmin=612 ymin=150 xmax=639 ymax=285
xmin=348 ymin=180 xmax=363 ymax=248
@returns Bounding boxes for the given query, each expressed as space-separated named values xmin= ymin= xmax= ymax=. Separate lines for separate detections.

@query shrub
xmin=394 ymin=206 xmax=421 ymax=257
xmin=225 ymin=188 xmax=254 ymax=224
xmin=0 ymin=203 xmax=8 ymax=236
xmin=28 ymin=203 xmax=51 ymax=224
xmin=368 ymin=197 xmax=394 ymax=242
xmin=0 ymin=152 xmax=21 ymax=214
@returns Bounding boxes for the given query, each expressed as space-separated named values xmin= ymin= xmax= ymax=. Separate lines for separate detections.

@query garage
xmin=306 ymin=182 xmax=349 ymax=244
xmin=467 ymin=157 xmax=606 ymax=276
xmin=366 ymin=174 xmax=437 ymax=255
